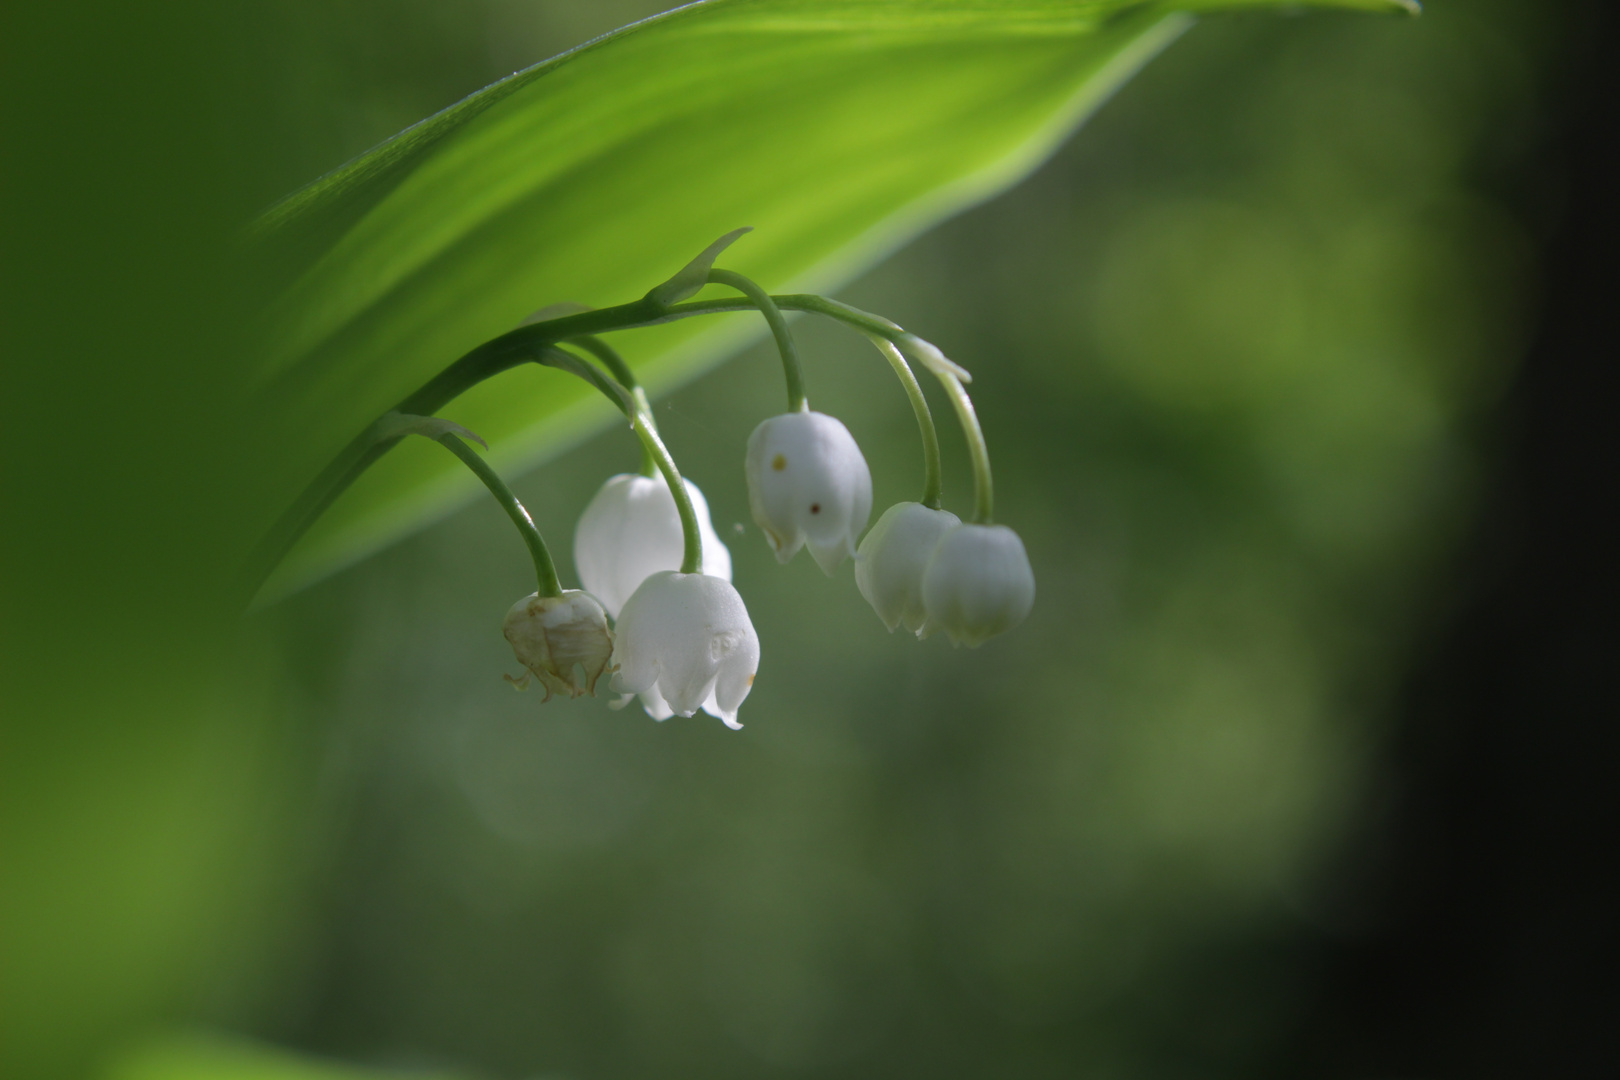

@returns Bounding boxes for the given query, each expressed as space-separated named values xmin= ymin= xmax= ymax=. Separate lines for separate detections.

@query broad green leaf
xmin=256 ymin=0 xmax=1417 ymax=595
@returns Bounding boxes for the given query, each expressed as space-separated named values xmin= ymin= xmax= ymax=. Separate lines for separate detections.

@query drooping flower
xmin=574 ymin=472 xmax=731 ymax=618
xmin=610 ymin=571 xmax=759 ymax=729
xmin=854 ymin=501 xmax=961 ymax=634
xmin=502 ymin=590 xmax=615 ymax=699
xmin=920 ymin=524 xmax=1035 ymax=647
xmin=745 ymin=410 xmax=872 ymax=573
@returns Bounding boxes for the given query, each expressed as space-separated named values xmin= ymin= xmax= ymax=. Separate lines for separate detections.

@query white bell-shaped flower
xmin=854 ymin=501 xmax=961 ymax=634
xmin=613 ymin=679 xmax=678 ymax=723
xmin=502 ymin=590 xmax=615 ymax=700
xmin=574 ymin=472 xmax=731 ymax=619
xmin=610 ymin=571 xmax=760 ymax=729
xmin=920 ymin=523 xmax=1035 ymax=647
xmin=745 ymin=410 xmax=873 ymax=573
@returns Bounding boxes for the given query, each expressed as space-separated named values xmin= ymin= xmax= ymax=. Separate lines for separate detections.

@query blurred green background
xmin=1 ymin=1 xmax=1560 ymax=1078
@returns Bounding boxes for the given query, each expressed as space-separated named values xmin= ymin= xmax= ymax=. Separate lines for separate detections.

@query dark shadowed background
xmin=3 ymin=2 xmax=1613 ymax=1078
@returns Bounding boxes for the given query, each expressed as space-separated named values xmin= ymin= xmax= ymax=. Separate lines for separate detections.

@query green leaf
xmin=255 ymin=0 xmax=1417 ymax=595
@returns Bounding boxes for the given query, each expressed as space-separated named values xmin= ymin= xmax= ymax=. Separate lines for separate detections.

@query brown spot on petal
xmin=809 ymin=503 xmax=820 ymax=514
xmin=747 ymin=673 xmax=755 ymax=686
xmin=771 ymin=454 xmax=786 ymax=471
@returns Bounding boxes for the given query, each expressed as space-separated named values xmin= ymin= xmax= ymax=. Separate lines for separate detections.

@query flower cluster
xmin=499 ymin=391 xmax=1034 ymax=728
xmin=488 ymin=238 xmax=1035 ymax=729
xmin=503 ymin=395 xmax=1032 ymax=730
xmin=506 ymin=465 xmax=758 ymax=726
xmin=864 ymin=511 xmax=1035 ymax=647
xmin=575 ymin=471 xmax=758 ymax=727
xmin=261 ymin=235 xmax=1036 ymax=734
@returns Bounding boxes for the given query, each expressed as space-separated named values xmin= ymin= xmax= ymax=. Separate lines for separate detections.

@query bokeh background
xmin=3 ymin=2 xmax=1612 ymax=1079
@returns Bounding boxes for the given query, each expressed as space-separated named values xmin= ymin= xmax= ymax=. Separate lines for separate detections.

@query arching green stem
xmin=434 ymin=433 xmax=562 ymax=598
xmin=570 ymin=334 xmax=658 ymax=476
xmin=250 ymin=290 xmax=953 ymax=604
xmin=935 ymin=371 xmax=994 ymax=524
xmin=738 ymin=294 xmax=971 ymax=385
xmin=531 ymin=346 xmax=702 ymax=574
xmin=568 ymin=333 xmax=641 ymax=397
xmin=864 ymin=334 xmax=943 ymax=510
xmin=706 ymin=268 xmax=806 ymax=412
xmin=536 ymin=344 xmax=634 ymax=412
xmin=631 ymin=412 xmax=702 ymax=574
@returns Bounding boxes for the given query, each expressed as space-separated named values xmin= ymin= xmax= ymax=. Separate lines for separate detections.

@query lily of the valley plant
xmin=250 ymin=230 xmax=1034 ymax=728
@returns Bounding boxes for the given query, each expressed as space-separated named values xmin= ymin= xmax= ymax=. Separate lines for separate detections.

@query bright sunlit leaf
xmin=255 ymin=0 xmax=1418 ymax=594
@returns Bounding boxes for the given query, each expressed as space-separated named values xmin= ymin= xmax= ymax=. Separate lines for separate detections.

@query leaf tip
xmin=646 ymin=227 xmax=755 ymax=306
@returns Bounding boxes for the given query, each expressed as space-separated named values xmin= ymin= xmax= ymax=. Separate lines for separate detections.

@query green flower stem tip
xmin=568 ymin=334 xmax=659 ymax=477
xmin=632 ymin=411 xmax=703 ymax=575
xmin=865 ymin=333 xmax=943 ymax=510
xmin=934 ymin=370 xmax=994 ymax=524
xmin=380 ymin=415 xmax=562 ymax=598
xmin=706 ymin=268 xmax=806 ymax=413
xmin=533 ymin=345 xmax=702 ymax=575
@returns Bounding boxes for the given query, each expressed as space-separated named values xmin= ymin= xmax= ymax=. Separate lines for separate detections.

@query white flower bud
xmin=502 ymin=590 xmax=615 ymax=700
xmin=920 ymin=523 xmax=1035 ymax=647
xmin=745 ymin=410 xmax=872 ymax=574
xmin=610 ymin=571 xmax=760 ymax=729
xmin=574 ymin=473 xmax=731 ymax=619
xmin=854 ymin=501 xmax=961 ymax=634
